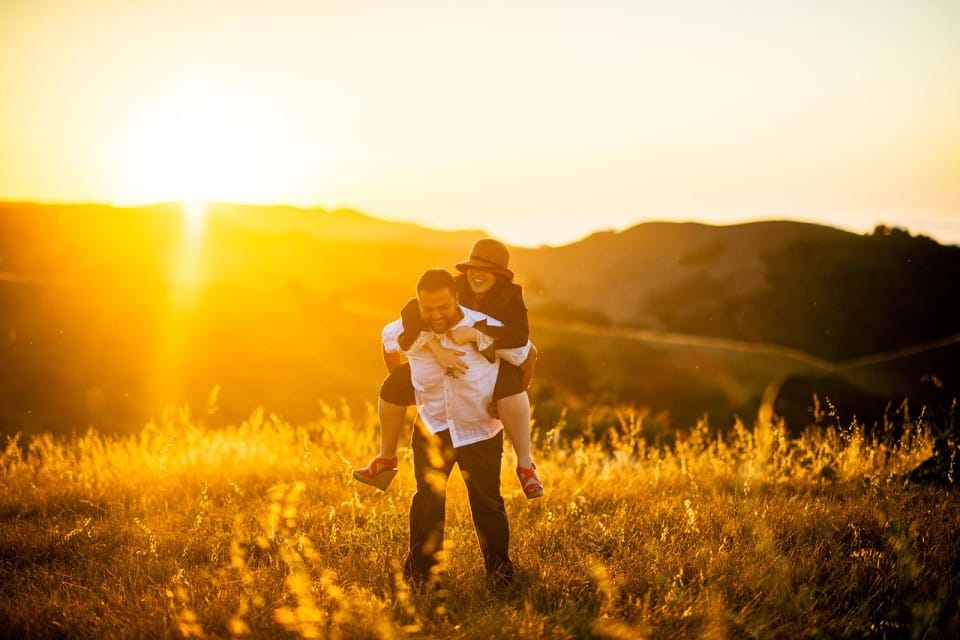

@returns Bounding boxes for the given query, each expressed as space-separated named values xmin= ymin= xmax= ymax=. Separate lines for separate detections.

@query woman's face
xmin=465 ymin=268 xmax=497 ymax=295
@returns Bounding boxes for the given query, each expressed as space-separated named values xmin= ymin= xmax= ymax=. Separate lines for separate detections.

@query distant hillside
xmin=2 ymin=203 xmax=958 ymax=436
xmin=0 ymin=203 xmax=471 ymax=434
xmin=514 ymin=221 xmax=960 ymax=361
xmin=205 ymin=202 xmax=484 ymax=250
xmin=513 ymin=221 xmax=843 ymax=325
xmin=0 ymin=201 xmax=480 ymax=279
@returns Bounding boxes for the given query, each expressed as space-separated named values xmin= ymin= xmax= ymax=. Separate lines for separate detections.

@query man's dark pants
xmin=404 ymin=423 xmax=513 ymax=584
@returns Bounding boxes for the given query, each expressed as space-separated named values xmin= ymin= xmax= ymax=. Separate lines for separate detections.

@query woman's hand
xmin=427 ymin=338 xmax=468 ymax=377
xmin=447 ymin=326 xmax=479 ymax=345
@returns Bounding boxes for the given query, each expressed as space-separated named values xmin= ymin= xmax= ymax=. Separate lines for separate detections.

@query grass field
xmin=1 ymin=400 xmax=958 ymax=639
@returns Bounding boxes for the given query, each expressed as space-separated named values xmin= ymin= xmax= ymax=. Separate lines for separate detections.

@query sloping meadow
xmin=1 ymin=403 xmax=958 ymax=638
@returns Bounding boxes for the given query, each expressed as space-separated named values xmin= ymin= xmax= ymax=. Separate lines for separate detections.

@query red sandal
xmin=353 ymin=456 xmax=398 ymax=491
xmin=516 ymin=463 xmax=544 ymax=499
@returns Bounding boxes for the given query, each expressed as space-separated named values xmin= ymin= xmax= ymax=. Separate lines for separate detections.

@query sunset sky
xmin=1 ymin=0 xmax=958 ymax=247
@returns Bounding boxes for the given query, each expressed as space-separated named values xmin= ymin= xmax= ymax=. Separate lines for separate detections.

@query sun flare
xmin=183 ymin=199 xmax=207 ymax=242
xmin=118 ymin=82 xmax=293 ymax=206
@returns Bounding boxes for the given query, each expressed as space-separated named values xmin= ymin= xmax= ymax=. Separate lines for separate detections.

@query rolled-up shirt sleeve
xmin=496 ymin=342 xmax=531 ymax=367
xmin=382 ymin=319 xmax=404 ymax=353
xmin=475 ymin=331 xmax=495 ymax=353
xmin=473 ymin=315 xmax=528 ymax=365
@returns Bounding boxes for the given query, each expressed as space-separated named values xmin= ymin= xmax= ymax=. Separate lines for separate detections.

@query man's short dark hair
xmin=417 ymin=269 xmax=457 ymax=296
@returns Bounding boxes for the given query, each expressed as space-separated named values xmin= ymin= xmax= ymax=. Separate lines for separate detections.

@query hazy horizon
xmin=3 ymin=198 xmax=957 ymax=250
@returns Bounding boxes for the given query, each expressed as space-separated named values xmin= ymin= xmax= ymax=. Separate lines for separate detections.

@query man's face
xmin=417 ymin=287 xmax=462 ymax=333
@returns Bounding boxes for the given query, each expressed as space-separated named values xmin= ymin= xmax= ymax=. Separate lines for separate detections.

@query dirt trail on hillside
xmin=533 ymin=319 xmax=960 ymax=372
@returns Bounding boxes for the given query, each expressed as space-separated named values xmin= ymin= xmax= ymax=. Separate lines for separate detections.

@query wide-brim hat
xmin=455 ymin=238 xmax=514 ymax=279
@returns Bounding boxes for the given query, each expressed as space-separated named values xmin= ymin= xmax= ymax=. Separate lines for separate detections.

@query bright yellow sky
xmin=1 ymin=0 xmax=958 ymax=246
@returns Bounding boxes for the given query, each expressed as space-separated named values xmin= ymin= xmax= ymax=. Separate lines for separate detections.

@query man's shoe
xmin=487 ymin=561 xmax=515 ymax=591
xmin=353 ymin=456 xmax=398 ymax=491
xmin=403 ymin=555 xmax=443 ymax=592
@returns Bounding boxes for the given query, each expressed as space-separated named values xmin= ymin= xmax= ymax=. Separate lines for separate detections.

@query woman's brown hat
xmin=455 ymin=238 xmax=514 ymax=279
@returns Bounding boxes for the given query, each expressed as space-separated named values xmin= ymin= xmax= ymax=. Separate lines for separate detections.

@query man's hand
xmin=447 ymin=326 xmax=478 ymax=345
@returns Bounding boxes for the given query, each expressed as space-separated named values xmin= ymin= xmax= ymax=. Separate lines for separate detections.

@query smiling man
xmin=379 ymin=268 xmax=530 ymax=588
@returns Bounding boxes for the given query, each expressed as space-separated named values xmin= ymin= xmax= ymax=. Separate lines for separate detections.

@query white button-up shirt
xmin=382 ymin=305 xmax=531 ymax=447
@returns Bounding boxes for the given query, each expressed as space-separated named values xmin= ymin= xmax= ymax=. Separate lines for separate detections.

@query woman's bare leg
xmin=497 ymin=392 xmax=533 ymax=468
xmin=378 ymin=398 xmax=407 ymax=458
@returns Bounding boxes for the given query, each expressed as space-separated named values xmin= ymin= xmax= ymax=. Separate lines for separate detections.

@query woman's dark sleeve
xmin=397 ymin=297 xmax=422 ymax=351
xmin=482 ymin=285 xmax=529 ymax=349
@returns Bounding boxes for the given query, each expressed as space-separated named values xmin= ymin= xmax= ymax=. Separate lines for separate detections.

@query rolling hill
xmin=2 ymin=203 xmax=958 ymax=437
xmin=515 ymin=221 xmax=960 ymax=360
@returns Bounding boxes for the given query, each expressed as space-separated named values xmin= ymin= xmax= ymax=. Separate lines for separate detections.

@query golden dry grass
xmin=1 ymin=401 xmax=958 ymax=639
